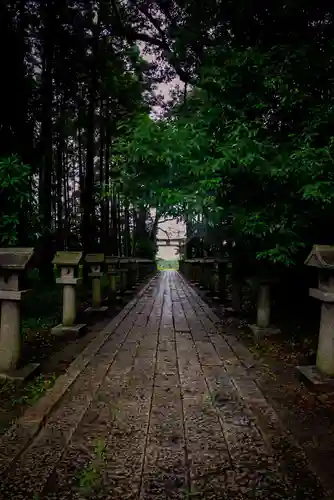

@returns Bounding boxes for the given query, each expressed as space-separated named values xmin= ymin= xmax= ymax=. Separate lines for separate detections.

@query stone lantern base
xmin=51 ymin=322 xmax=87 ymax=337
xmin=85 ymin=305 xmax=108 ymax=313
xmin=224 ymin=306 xmax=240 ymax=316
xmin=248 ymin=324 xmax=280 ymax=343
xmin=0 ymin=362 xmax=40 ymax=382
xmin=296 ymin=365 xmax=334 ymax=391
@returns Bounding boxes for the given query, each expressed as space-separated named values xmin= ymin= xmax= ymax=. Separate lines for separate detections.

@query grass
xmin=0 ymin=373 xmax=57 ymax=410
xmin=13 ymin=374 xmax=56 ymax=406
xmin=157 ymin=259 xmax=179 ymax=271
xmin=76 ymin=438 xmax=107 ymax=495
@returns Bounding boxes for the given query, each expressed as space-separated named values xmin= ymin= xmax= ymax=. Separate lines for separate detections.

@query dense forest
xmin=2 ymin=1 xmax=334 ymax=279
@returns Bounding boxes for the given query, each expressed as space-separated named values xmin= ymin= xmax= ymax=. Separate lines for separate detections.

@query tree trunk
xmin=82 ymin=4 xmax=98 ymax=253
xmin=38 ymin=0 xmax=55 ymax=284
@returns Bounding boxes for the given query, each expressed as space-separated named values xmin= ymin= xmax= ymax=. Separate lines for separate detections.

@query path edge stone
xmin=0 ymin=275 xmax=157 ymax=474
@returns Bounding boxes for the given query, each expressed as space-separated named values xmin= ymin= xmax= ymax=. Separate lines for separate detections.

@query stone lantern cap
xmin=105 ymin=256 xmax=119 ymax=264
xmin=0 ymin=248 xmax=34 ymax=300
xmin=85 ymin=253 xmax=104 ymax=264
xmin=119 ymin=258 xmax=131 ymax=264
xmin=0 ymin=247 xmax=34 ymax=271
xmin=305 ymin=245 xmax=334 ymax=301
xmin=53 ymin=251 xmax=83 ymax=267
xmin=53 ymin=251 xmax=83 ymax=285
xmin=216 ymin=257 xmax=229 ymax=264
xmin=85 ymin=254 xmax=104 ymax=278
xmin=305 ymin=245 xmax=334 ymax=269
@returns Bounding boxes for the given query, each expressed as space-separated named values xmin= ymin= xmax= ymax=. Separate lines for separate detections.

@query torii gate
xmin=156 ymin=237 xmax=186 ymax=257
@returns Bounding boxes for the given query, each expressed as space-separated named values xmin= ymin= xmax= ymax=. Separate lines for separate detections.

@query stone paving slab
xmin=0 ymin=271 xmax=328 ymax=499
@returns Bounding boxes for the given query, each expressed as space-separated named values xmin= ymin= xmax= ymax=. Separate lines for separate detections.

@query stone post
xmin=249 ymin=278 xmax=280 ymax=342
xmin=183 ymin=260 xmax=190 ymax=280
xmin=118 ymin=258 xmax=129 ymax=294
xmin=191 ymin=259 xmax=198 ymax=283
xmin=198 ymin=259 xmax=206 ymax=288
xmin=255 ymin=283 xmax=270 ymax=327
xmin=85 ymin=253 xmax=107 ymax=313
xmin=211 ymin=260 xmax=220 ymax=299
xmin=135 ymin=259 xmax=141 ymax=283
xmin=136 ymin=258 xmax=150 ymax=283
xmin=106 ymin=256 xmax=119 ymax=302
xmin=231 ymin=281 xmax=242 ymax=313
xmin=0 ymin=248 xmax=39 ymax=380
xmin=218 ymin=259 xmax=229 ymax=302
xmin=189 ymin=259 xmax=196 ymax=283
xmin=195 ymin=259 xmax=203 ymax=285
xmin=127 ymin=258 xmax=137 ymax=290
xmin=225 ymin=261 xmax=243 ymax=315
xmin=297 ymin=245 xmax=334 ymax=388
xmin=202 ymin=258 xmax=215 ymax=291
xmin=51 ymin=251 xmax=86 ymax=336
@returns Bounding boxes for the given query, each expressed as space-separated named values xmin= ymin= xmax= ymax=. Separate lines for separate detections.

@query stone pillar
xmin=106 ymin=257 xmax=119 ymax=302
xmin=92 ymin=272 xmax=101 ymax=307
xmin=249 ymin=279 xmax=280 ymax=342
xmin=218 ymin=261 xmax=229 ymax=301
xmin=136 ymin=259 xmax=141 ymax=283
xmin=317 ymin=302 xmax=334 ymax=375
xmin=224 ymin=262 xmax=243 ymax=314
xmin=136 ymin=259 xmax=152 ymax=282
xmin=196 ymin=260 xmax=203 ymax=285
xmin=211 ymin=261 xmax=220 ymax=299
xmin=231 ymin=281 xmax=242 ymax=313
xmin=62 ymin=284 xmax=77 ymax=326
xmin=198 ymin=259 xmax=206 ymax=288
xmin=201 ymin=259 xmax=215 ymax=290
xmin=118 ymin=259 xmax=129 ymax=294
xmin=257 ymin=283 xmax=271 ymax=327
xmin=52 ymin=251 xmax=86 ymax=336
xmin=0 ymin=300 xmax=21 ymax=371
xmin=183 ymin=260 xmax=190 ymax=280
xmin=127 ymin=259 xmax=137 ymax=289
xmin=191 ymin=260 xmax=198 ymax=283
xmin=110 ymin=270 xmax=117 ymax=295
xmin=189 ymin=260 xmax=196 ymax=283
xmin=186 ymin=260 xmax=192 ymax=280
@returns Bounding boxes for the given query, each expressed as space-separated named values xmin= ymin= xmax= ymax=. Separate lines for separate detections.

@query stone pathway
xmin=0 ymin=272 xmax=328 ymax=499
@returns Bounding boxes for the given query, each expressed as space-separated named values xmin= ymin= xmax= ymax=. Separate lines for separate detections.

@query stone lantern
xmin=85 ymin=253 xmax=108 ymax=312
xmin=297 ymin=245 xmax=334 ymax=387
xmin=119 ymin=258 xmax=130 ymax=294
xmin=0 ymin=248 xmax=40 ymax=379
xmin=51 ymin=251 xmax=86 ymax=335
